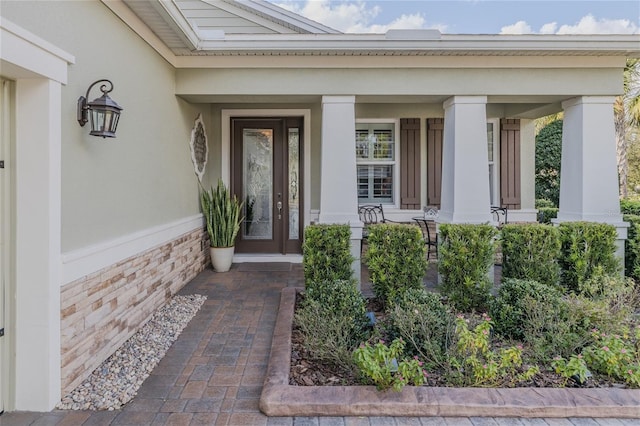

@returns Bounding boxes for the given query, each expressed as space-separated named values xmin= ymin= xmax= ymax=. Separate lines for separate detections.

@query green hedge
xmin=501 ymin=224 xmax=561 ymax=287
xmin=624 ymin=214 xmax=640 ymax=281
xmin=558 ymin=222 xmax=619 ymax=293
xmin=490 ymin=278 xmax=563 ymax=341
xmin=438 ymin=224 xmax=497 ymax=312
xmin=535 ymin=198 xmax=556 ymax=209
xmin=303 ymin=224 xmax=354 ymax=290
xmin=621 ymin=199 xmax=640 ymax=215
xmin=365 ymin=224 xmax=427 ymax=304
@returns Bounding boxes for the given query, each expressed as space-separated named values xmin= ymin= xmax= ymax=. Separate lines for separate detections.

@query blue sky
xmin=269 ymin=0 xmax=640 ymax=34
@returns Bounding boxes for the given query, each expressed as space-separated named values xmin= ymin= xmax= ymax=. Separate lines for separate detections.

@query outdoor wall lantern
xmin=77 ymin=79 xmax=123 ymax=138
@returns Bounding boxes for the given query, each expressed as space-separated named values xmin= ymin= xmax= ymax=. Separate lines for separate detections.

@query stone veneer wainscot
xmin=60 ymin=227 xmax=208 ymax=394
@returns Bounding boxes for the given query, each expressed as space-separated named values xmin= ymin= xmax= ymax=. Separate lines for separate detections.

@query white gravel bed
xmin=57 ymin=294 xmax=206 ymax=411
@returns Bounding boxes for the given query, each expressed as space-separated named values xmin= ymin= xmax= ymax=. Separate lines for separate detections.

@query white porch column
xmin=318 ymin=96 xmax=363 ymax=285
xmin=556 ymin=96 xmax=628 ymax=261
xmin=439 ymin=96 xmax=493 ymax=224
xmin=14 ymin=79 xmax=62 ymax=410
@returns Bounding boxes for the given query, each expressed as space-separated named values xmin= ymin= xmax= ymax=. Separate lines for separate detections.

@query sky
xmin=267 ymin=0 xmax=640 ymax=34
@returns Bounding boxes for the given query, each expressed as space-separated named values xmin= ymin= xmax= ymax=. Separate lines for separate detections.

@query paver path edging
xmin=259 ymin=287 xmax=640 ymax=418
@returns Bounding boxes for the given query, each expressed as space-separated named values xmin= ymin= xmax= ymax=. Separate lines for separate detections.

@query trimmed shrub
xmin=621 ymin=199 xmax=640 ymax=215
xmin=537 ymin=207 xmax=558 ymax=224
xmin=500 ymin=224 xmax=561 ymax=287
xmin=535 ymin=120 xmax=562 ymax=206
xmin=438 ymin=224 xmax=497 ymax=312
xmin=365 ymin=224 xmax=427 ymax=304
xmin=490 ymin=278 xmax=563 ymax=341
xmin=624 ymin=214 xmax=640 ymax=281
xmin=558 ymin=222 xmax=619 ymax=293
xmin=535 ymin=198 xmax=556 ymax=209
xmin=386 ymin=288 xmax=454 ymax=367
xmin=303 ymin=224 xmax=354 ymax=290
xmin=295 ymin=280 xmax=368 ymax=369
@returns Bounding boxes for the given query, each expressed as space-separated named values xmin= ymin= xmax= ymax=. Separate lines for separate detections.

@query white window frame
xmin=487 ymin=118 xmax=501 ymax=207
xmin=355 ymin=118 xmax=400 ymax=208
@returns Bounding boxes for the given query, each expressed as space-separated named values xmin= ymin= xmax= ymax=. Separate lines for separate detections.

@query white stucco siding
xmin=2 ymin=1 xmax=208 ymax=253
xmin=176 ymin=67 xmax=623 ymax=98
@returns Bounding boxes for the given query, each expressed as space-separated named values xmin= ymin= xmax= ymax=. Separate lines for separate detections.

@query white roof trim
xmin=195 ymin=33 xmax=640 ymax=56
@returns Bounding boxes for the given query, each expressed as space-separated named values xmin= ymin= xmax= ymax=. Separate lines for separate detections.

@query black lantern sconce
xmin=77 ymin=79 xmax=123 ymax=138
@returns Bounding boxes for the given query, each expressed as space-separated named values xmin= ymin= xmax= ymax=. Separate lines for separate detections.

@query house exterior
xmin=0 ymin=0 xmax=638 ymax=412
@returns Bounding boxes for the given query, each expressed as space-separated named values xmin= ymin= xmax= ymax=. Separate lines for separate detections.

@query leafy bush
xmin=438 ymin=224 xmax=497 ymax=312
xmin=365 ymin=224 xmax=427 ymax=304
xmin=537 ymin=207 xmax=558 ymax=224
xmin=500 ymin=224 xmax=561 ymax=287
xmin=566 ymin=273 xmax=637 ymax=334
xmin=385 ymin=288 xmax=454 ymax=367
xmin=353 ymin=338 xmax=427 ymax=391
xmin=303 ymin=224 xmax=354 ymax=290
xmin=295 ymin=280 xmax=368 ymax=369
xmin=535 ymin=120 xmax=562 ymax=206
xmin=582 ymin=329 xmax=640 ymax=388
xmin=525 ymin=274 xmax=637 ymax=363
xmin=447 ymin=314 xmax=538 ymax=387
xmin=621 ymin=199 xmax=640 ymax=215
xmin=558 ymin=222 xmax=619 ymax=293
xmin=535 ymin=198 xmax=556 ymax=209
xmin=490 ymin=279 xmax=563 ymax=341
xmin=523 ymin=297 xmax=589 ymax=362
xmin=624 ymin=214 xmax=640 ymax=281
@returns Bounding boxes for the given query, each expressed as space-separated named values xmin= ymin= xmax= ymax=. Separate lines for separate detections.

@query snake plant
xmin=200 ymin=179 xmax=243 ymax=248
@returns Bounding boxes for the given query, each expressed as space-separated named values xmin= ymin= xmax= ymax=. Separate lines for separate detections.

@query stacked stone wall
xmin=60 ymin=227 xmax=207 ymax=394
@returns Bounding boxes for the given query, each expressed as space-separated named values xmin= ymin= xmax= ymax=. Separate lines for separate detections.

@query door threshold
xmin=233 ymin=254 xmax=303 ymax=263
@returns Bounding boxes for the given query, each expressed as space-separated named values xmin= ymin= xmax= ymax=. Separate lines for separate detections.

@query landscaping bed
xmin=260 ymin=221 xmax=640 ymax=418
xmin=259 ymin=287 xmax=640 ymax=418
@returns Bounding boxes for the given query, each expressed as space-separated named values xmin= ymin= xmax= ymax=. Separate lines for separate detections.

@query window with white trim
xmin=356 ymin=122 xmax=397 ymax=204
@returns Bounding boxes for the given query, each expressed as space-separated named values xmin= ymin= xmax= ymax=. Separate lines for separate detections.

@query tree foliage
xmin=535 ymin=120 xmax=563 ymax=206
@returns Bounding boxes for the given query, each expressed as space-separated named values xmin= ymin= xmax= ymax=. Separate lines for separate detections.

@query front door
xmin=232 ymin=117 xmax=303 ymax=254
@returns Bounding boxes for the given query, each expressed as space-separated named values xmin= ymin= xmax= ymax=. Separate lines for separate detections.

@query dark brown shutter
xmin=426 ymin=118 xmax=443 ymax=208
xmin=400 ymin=118 xmax=421 ymax=209
xmin=500 ymin=119 xmax=521 ymax=209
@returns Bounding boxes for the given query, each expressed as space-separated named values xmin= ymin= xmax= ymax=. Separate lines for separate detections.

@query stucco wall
xmin=2 ymin=0 xmax=207 ymax=253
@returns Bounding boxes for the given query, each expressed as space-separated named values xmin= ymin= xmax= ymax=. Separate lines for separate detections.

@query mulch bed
xmin=289 ymin=293 xmax=623 ymax=390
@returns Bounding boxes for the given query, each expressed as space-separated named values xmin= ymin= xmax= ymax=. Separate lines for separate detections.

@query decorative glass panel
xmin=487 ymin=123 xmax=494 ymax=162
xmin=242 ymin=129 xmax=273 ymax=240
xmin=288 ymin=128 xmax=300 ymax=240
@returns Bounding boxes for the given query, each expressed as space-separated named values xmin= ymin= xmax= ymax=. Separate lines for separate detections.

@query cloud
xmin=272 ymin=0 xmax=447 ymax=33
xmin=502 ymin=14 xmax=639 ymax=35
xmin=555 ymin=14 xmax=638 ymax=34
xmin=500 ymin=21 xmax=533 ymax=35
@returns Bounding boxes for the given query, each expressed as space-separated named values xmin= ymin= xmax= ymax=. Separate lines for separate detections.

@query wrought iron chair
xmin=491 ymin=206 xmax=508 ymax=226
xmin=412 ymin=217 xmax=438 ymax=261
xmin=358 ymin=204 xmax=398 ymax=251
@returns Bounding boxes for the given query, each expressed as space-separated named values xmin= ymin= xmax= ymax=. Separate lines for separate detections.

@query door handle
xmin=277 ymin=201 xmax=282 ymax=219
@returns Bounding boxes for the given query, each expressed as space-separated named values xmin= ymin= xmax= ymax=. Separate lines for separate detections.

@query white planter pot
xmin=210 ymin=246 xmax=235 ymax=272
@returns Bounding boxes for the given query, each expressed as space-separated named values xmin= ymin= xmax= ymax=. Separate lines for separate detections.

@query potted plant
xmin=200 ymin=179 xmax=243 ymax=272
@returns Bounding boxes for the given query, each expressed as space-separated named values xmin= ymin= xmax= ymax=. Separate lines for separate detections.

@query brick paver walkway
xmin=1 ymin=263 xmax=638 ymax=425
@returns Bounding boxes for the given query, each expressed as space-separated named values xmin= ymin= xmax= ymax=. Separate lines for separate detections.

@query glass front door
xmin=232 ymin=118 xmax=303 ymax=254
